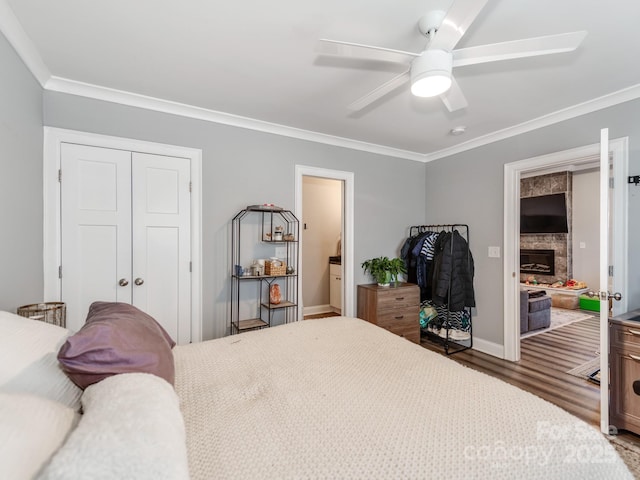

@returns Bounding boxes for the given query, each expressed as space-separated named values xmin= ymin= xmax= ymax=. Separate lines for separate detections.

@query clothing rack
xmin=405 ymin=223 xmax=474 ymax=355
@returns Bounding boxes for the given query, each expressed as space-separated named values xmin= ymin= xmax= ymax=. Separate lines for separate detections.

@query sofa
xmin=520 ymin=289 xmax=552 ymax=334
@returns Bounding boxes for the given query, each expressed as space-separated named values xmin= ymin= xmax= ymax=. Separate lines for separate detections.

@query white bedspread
xmin=174 ymin=317 xmax=631 ymax=479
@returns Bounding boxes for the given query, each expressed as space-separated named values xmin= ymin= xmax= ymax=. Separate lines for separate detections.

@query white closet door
xmin=60 ymin=143 xmax=132 ymax=332
xmin=131 ymin=153 xmax=191 ymax=344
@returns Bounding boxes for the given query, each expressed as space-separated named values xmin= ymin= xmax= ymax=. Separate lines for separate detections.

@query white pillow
xmin=39 ymin=373 xmax=189 ymax=480
xmin=0 ymin=393 xmax=79 ymax=480
xmin=0 ymin=311 xmax=82 ymax=410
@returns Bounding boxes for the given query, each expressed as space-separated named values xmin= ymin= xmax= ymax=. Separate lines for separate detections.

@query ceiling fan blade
xmin=348 ymin=70 xmax=411 ymax=112
xmin=452 ymin=31 xmax=587 ymax=67
xmin=317 ymin=39 xmax=418 ymax=64
xmin=429 ymin=0 xmax=489 ymax=51
xmin=440 ymin=77 xmax=468 ymax=112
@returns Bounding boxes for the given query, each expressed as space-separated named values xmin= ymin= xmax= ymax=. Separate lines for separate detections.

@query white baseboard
xmin=472 ymin=337 xmax=505 ymax=359
xmin=303 ymin=304 xmax=332 ymax=316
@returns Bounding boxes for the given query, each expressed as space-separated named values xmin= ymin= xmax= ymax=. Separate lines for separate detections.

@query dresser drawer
xmin=380 ymin=322 xmax=420 ymax=344
xmin=611 ymin=323 xmax=640 ymax=349
xmin=375 ymin=287 xmax=419 ymax=311
xmin=376 ymin=308 xmax=416 ymax=328
xmin=376 ymin=308 xmax=419 ymax=343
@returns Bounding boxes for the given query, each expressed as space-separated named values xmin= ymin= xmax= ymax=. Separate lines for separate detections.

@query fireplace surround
xmin=520 ymin=249 xmax=555 ymax=276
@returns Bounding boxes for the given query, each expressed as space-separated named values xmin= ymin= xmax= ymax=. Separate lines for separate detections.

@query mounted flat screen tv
xmin=520 ymin=193 xmax=568 ymax=234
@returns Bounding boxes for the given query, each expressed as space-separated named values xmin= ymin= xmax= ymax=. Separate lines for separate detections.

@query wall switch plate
xmin=488 ymin=246 xmax=501 ymax=258
xmin=579 ymin=242 xmax=586 ymax=249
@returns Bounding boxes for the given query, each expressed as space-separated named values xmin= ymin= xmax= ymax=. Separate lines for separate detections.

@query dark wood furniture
xmin=610 ymin=316 xmax=640 ymax=435
xmin=357 ymin=283 xmax=420 ymax=343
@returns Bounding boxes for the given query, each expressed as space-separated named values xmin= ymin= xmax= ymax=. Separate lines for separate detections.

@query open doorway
xmin=503 ymin=138 xmax=628 ymax=362
xmin=518 ymin=168 xmax=599 ymax=341
xmin=301 ymin=176 xmax=343 ymax=317
xmin=294 ymin=165 xmax=355 ymax=320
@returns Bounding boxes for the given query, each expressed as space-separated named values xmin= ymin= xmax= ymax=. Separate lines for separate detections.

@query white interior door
xmin=61 ymin=143 xmax=132 ymax=331
xmin=131 ymin=152 xmax=191 ymax=344
xmin=60 ymin=145 xmax=192 ymax=342
xmin=599 ymin=129 xmax=610 ymax=434
xmin=598 ymin=128 xmax=625 ymax=435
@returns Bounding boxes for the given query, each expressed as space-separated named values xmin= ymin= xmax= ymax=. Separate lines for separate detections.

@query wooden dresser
xmin=357 ymin=283 xmax=420 ymax=343
xmin=610 ymin=316 xmax=640 ymax=435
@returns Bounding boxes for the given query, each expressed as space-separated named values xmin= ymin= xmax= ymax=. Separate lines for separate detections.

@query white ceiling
xmin=4 ymin=0 xmax=640 ymax=161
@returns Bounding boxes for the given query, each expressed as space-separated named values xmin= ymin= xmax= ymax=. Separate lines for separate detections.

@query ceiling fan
xmin=317 ymin=0 xmax=587 ymax=112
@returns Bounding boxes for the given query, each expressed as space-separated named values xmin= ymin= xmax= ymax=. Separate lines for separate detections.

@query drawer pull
xmin=628 ymin=354 xmax=640 ymax=362
xmin=628 ymin=329 xmax=640 ymax=336
xmin=394 ymin=315 xmax=404 ymax=319
xmin=395 ymin=297 xmax=405 ymax=301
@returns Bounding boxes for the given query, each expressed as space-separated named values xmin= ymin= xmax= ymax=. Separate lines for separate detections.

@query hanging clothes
xmin=401 ymin=230 xmax=440 ymax=301
xmin=431 ymin=230 xmax=475 ymax=311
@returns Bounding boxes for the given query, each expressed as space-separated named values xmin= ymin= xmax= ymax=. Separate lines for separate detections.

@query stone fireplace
xmin=520 ymin=171 xmax=572 ymax=283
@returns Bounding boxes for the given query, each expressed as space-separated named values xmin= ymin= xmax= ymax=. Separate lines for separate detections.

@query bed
xmin=174 ymin=316 xmax=630 ymax=479
xmin=0 ymin=308 xmax=632 ymax=479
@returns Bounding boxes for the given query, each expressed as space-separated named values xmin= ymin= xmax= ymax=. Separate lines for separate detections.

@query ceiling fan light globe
xmin=410 ymin=49 xmax=453 ymax=97
xmin=411 ymin=73 xmax=452 ymax=97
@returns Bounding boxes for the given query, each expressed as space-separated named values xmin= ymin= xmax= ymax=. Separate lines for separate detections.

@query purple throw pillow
xmin=57 ymin=302 xmax=176 ymax=389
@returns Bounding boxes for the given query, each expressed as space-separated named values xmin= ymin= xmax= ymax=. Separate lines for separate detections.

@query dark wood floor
xmin=421 ymin=315 xmax=640 ymax=446
xmin=304 ymin=312 xmax=341 ymax=320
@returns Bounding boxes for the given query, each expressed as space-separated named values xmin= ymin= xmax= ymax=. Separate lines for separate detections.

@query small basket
xmin=265 ymin=260 xmax=287 ymax=276
xmin=17 ymin=302 xmax=66 ymax=327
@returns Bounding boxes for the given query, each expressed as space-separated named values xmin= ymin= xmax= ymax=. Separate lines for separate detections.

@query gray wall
xmin=425 ymin=99 xmax=640 ymax=346
xmin=5 ymin=24 xmax=639 ymax=347
xmin=0 ymin=32 xmax=44 ymax=311
xmin=43 ymin=92 xmax=427 ymax=339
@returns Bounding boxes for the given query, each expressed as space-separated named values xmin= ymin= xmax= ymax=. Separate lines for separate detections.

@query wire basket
xmin=17 ymin=302 xmax=66 ymax=327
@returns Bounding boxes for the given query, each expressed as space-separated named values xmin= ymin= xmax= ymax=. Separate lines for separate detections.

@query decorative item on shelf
xmin=250 ymin=259 xmax=264 ymax=276
xmin=265 ymin=258 xmax=286 ymax=276
xmin=286 ymin=265 xmax=295 ymax=275
xmin=247 ymin=203 xmax=283 ymax=211
xmin=264 ymin=232 xmax=272 ymax=241
xmin=17 ymin=302 xmax=67 ymax=327
xmin=273 ymin=226 xmax=284 ymax=241
xmin=283 ymin=233 xmax=295 ymax=241
xmin=234 ymin=265 xmax=244 ymax=276
xmin=270 ymin=284 xmax=282 ymax=305
xmin=361 ymin=256 xmax=407 ymax=287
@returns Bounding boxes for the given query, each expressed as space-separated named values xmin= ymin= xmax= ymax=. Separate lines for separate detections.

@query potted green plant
xmin=361 ymin=256 xmax=406 ymax=286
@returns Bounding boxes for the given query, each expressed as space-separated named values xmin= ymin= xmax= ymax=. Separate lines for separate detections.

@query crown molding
xmin=44 ymin=76 xmax=426 ymax=162
xmin=44 ymin=75 xmax=640 ymax=164
xmin=2 ymin=0 xmax=639 ymax=165
xmin=0 ymin=0 xmax=50 ymax=86
xmin=425 ymin=83 xmax=640 ymax=162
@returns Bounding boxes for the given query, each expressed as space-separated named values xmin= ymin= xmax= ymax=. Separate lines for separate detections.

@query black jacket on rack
xmin=432 ymin=230 xmax=475 ymax=311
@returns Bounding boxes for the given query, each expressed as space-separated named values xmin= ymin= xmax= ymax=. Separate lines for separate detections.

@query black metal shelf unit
xmin=230 ymin=206 xmax=299 ymax=334
xmin=407 ymin=223 xmax=474 ymax=355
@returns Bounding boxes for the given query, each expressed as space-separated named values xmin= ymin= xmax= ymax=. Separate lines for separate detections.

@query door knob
xmin=134 ymin=277 xmax=144 ymax=286
xmin=586 ymin=290 xmax=623 ymax=301
xmin=119 ymin=278 xmax=129 ymax=287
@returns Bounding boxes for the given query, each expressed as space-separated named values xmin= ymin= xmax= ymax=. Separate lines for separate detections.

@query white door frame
xmin=43 ymin=127 xmax=203 ymax=342
xmin=295 ymin=165 xmax=355 ymax=319
xmin=503 ymin=137 xmax=628 ymax=362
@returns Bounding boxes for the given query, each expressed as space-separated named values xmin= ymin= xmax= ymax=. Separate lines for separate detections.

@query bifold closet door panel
xmin=60 ymin=143 xmax=132 ymax=332
xmin=131 ymin=152 xmax=192 ymax=344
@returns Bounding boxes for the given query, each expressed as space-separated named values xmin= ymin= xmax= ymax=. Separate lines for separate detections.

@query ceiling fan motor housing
xmin=411 ymin=49 xmax=453 ymax=97
xmin=418 ymin=10 xmax=446 ymax=37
